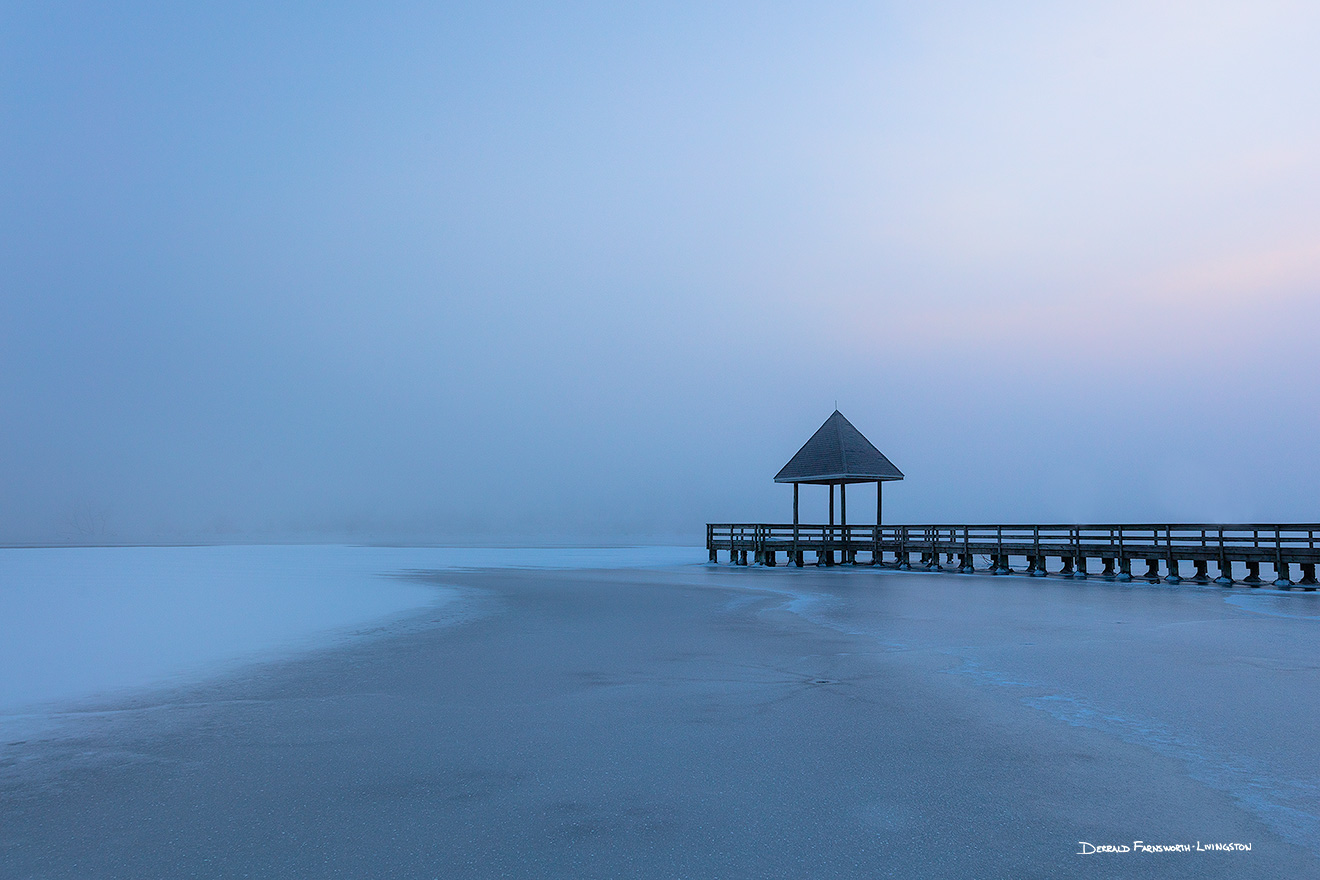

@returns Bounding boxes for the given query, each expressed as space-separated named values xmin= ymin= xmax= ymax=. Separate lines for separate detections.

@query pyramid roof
xmin=773 ymin=411 xmax=904 ymax=484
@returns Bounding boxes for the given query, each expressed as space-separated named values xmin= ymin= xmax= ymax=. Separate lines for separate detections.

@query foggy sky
xmin=4 ymin=1 xmax=1320 ymax=545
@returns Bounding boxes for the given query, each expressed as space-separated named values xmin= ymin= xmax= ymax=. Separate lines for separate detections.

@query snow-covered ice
xmin=0 ymin=543 xmax=696 ymax=736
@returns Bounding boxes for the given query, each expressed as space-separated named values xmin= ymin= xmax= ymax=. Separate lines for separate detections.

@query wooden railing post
xmin=1275 ymin=528 xmax=1292 ymax=588
xmin=1165 ymin=526 xmax=1180 ymax=584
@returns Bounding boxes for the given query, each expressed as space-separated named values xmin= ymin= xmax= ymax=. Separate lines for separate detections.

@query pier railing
xmin=705 ymin=523 xmax=1320 ymax=588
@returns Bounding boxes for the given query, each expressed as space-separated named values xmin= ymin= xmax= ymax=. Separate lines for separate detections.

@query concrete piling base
xmin=1143 ymin=558 xmax=1161 ymax=583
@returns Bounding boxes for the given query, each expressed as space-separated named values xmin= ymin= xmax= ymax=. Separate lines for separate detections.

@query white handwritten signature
xmin=1078 ymin=841 xmax=1252 ymax=854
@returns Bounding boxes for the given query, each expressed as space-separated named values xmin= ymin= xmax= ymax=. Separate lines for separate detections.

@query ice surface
xmin=0 ymin=544 xmax=696 ymax=731
xmin=3 ymin=560 xmax=1317 ymax=878
xmin=723 ymin=567 xmax=1320 ymax=858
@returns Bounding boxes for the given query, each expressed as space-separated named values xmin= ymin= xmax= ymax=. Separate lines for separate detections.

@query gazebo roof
xmin=774 ymin=410 xmax=904 ymax=484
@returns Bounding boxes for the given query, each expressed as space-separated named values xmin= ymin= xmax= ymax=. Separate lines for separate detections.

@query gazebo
xmin=775 ymin=410 xmax=904 ymax=564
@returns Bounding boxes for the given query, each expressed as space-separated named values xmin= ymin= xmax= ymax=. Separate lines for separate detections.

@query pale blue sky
xmin=4 ymin=2 xmax=1320 ymax=543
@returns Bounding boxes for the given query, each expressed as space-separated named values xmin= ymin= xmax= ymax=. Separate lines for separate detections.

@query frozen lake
xmin=0 ymin=544 xmax=695 ymax=738
xmin=2 ymin=553 xmax=1318 ymax=877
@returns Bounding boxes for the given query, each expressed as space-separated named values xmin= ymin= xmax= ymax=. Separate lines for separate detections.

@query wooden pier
xmin=718 ymin=411 xmax=1318 ymax=588
xmin=706 ymin=522 xmax=1320 ymax=589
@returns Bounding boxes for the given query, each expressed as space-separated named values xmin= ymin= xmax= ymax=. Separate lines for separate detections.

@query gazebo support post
xmin=792 ymin=482 xmax=800 ymax=566
xmin=876 ymin=481 xmax=883 ymax=564
xmin=841 ymin=483 xmax=851 ymax=563
xmin=792 ymin=482 xmax=798 ymax=529
xmin=873 ymin=481 xmax=881 ymax=564
xmin=826 ymin=484 xmax=835 ymax=566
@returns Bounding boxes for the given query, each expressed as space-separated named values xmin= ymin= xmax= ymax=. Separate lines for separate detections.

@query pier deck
xmin=707 ymin=523 xmax=1320 ymax=588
